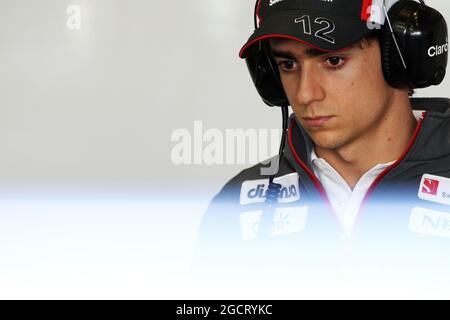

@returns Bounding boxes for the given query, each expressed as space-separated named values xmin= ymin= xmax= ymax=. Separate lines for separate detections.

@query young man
xmin=196 ymin=0 xmax=450 ymax=291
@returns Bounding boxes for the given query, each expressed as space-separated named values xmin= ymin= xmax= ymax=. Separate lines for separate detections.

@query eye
xmin=277 ymin=60 xmax=297 ymax=72
xmin=325 ymin=56 xmax=345 ymax=69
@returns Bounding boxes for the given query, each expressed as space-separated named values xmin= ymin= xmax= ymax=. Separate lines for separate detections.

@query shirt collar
xmin=310 ymin=147 xmax=320 ymax=165
xmin=310 ymin=147 xmax=396 ymax=170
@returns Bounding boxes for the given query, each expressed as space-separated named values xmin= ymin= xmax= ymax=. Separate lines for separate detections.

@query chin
xmin=309 ymin=131 xmax=346 ymax=151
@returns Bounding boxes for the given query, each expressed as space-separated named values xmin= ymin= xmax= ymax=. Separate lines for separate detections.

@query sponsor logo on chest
xmin=418 ymin=174 xmax=450 ymax=206
xmin=240 ymin=206 xmax=309 ymax=240
xmin=240 ymin=173 xmax=300 ymax=205
xmin=409 ymin=206 xmax=450 ymax=239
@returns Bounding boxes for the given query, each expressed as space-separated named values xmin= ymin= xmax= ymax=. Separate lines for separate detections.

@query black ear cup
xmin=381 ymin=23 xmax=395 ymax=87
xmin=245 ymin=41 xmax=289 ymax=107
xmin=380 ymin=0 xmax=409 ymax=88
xmin=381 ymin=0 xmax=448 ymax=89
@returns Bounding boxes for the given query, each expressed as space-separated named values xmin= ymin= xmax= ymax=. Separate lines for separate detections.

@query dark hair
xmin=362 ymin=30 xmax=381 ymax=44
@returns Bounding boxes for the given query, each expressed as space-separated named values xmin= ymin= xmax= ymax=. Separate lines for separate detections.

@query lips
xmin=302 ymin=116 xmax=335 ymax=127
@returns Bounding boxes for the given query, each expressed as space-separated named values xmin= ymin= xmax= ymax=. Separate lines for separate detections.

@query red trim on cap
xmin=287 ymin=119 xmax=336 ymax=217
xmin=256 ymin=0 xmax=263 ymax=24
xmin=239 ymin=34 xmax=338 ymax=58
xmin=361 ymin=0 xmax=373 ymax=21
xmin=357 ymin=112 xmax=427 ymax=219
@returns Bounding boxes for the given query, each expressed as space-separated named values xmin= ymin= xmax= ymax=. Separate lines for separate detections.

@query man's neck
xmin=314 ymin=96 xmax=418 ymax=190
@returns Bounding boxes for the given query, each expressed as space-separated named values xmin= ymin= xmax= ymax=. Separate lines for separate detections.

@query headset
xmin=245 ymin=0 xmax=448 ymax=108
xmin=247 ymin=0 xmax=448 ymax=237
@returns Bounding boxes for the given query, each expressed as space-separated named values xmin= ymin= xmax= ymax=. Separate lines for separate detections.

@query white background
xmin=0 ymin=0 xmax=449 ymax=299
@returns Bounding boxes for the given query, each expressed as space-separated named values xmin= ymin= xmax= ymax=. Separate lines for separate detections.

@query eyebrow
xmin=270 ymin=48 xmax=330 ymax=60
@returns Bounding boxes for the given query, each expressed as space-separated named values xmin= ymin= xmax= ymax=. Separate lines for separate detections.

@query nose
xmin=294 ymin=65 xmax=325 ymax=107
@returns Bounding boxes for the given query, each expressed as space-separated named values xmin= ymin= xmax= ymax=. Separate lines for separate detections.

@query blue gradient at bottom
xmin=195 ymin=193 xmax=450 ymax=299
xmin=0 ymin=193 xmax=449 ymax=299
xmin=0 ymin=194 xmax=209 ymax=299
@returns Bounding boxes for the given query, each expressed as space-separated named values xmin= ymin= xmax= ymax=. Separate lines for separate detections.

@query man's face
xmin=269 ymin=38 xmax=396 ymax=151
